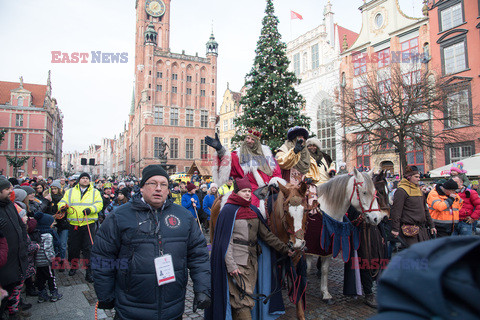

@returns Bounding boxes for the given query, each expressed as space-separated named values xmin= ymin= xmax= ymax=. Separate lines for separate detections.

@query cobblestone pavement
xmin=24 ymin=230 xmax=376 ymax=320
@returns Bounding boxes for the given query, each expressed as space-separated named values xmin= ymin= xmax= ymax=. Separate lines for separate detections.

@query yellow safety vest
xmin=59 ymin=183 xmax=103 ymax=226
xmin=218 ymin=184 xmax=234 ymax=195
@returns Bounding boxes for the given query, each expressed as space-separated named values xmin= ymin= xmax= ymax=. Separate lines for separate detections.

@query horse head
xmin=277 ymin=181 xmax=308 ymax=249
xmin=349 ymin=168 xmax=388 ymax=225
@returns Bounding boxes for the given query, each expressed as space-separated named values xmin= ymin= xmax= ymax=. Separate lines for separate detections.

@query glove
xmin=205 ymin=133 xmax=223 ymax=151
xmin=83 ymin=208 xmax=92 ymax=215
xmin=293 ymin=139 xmax=305 ymax=154
xmin=97 ymin=299 xmax=115 ymax=309
xmin=193 ymin=292 xmax=211 ymax=312
xmin=0 ymin=218 xmax=7 ymax=230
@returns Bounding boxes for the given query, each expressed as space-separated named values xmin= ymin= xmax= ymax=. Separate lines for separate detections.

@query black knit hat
xmin=140 ymin=165 xmax=169 ymax=187
xmin=442 ymin=179 xmax=459 ymax=191
xmin=78 ymin=172 xmax=91 ymax=181
xmin=0 ymin=177 xmax=12 ymax=192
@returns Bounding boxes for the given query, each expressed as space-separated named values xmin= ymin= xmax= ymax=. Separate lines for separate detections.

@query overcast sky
xmin=0 ymin=0 xmax=422 ymax=153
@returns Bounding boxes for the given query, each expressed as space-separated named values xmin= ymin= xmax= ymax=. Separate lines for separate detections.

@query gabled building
xmin=0 ymin=72 xmax=63 ymax=178
xmin=218 ymin=84 xmax=243 ymax=152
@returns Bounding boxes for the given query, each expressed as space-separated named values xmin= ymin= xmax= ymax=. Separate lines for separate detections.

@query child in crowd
xmin=34 ymin=212 xmax=63 ymax=303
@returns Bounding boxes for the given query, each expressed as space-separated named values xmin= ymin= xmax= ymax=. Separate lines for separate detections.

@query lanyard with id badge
xmin=153 ymin=208 xmax=176 ymax=286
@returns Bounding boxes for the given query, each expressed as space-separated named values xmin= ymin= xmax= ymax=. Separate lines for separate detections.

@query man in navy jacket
xmin=92 ymin=165 xmax=211 ymax=320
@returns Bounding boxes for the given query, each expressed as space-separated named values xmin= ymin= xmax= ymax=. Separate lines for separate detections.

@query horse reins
xmin=348 ymin=178 xmax=382 ymax=219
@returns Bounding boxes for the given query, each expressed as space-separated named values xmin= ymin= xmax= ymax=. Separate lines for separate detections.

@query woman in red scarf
xmin=207 ymin=176 xmax=293 ymax=320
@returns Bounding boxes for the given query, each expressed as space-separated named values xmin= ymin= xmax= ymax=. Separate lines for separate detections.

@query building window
xmin=356 ymin=134 xmax=370 ymax=169
xmin=154 ymin=106 xmax=163 ymax=125
xmin=17 ymin=96 xmax=24 ymax=107
xmin=316 ymin=100 xmax=336 ymax=161
xmin=14 ymin=134 xmax=23 ymax=149
xmin=167 ymin=165 xmax=176 ymax=175
xmin=200 ymin=139 xmax=208 ymax=159
xmin=15 ymin=114 xmax=23 ymax=127
xmin=170 ymin=138 xmax=178 ymax=159
xmin=439 ymin=2 xmax=463 ymax=32
xmin=445 ymin=86 xmax=471 ymax=128
xmin=156 ymin=85 xmax=162 ymax=91
xmin=354 ymin=86 xmax=368 ymax=121
xmin=187 ymin=75 xmax=192 ymax=82
xmin=353 ymin=52 xmax=367 ymax=76
xmin=293 ymin=53 xmax=300 ymax=76
xmin=154 ymin=137 xmax=165 ymax=158
xmin=311 ymin=44 xmax=319 ymax=69
xmin=377 ymin=48 xmax=390 ymax=68
xmin=186 ymin=109 xmax=194 ymax=127
xmin=406 ymin=138 xmax=424 ymax=173
xmin=302 ymin=52 xmax=308 ymax=72
xmin=442 ymin=40 xmax=467 ymax=75
xmin=172 ymin=73 xmax=178 ymax=80
xmin=223 ymin=120 xmax=228 ymax=132
xmin=200 ymin=77 xmax=206 ymax=84
xmin=200 ymin=110 xmax=208 ymax=128
xmin=379 ymin=130 xmax=394 ymax=150
xmin=172 ymin=86 xmax=178 ymax=93
xmin=401 ymin=37 xmax=419 ymax=62
xmin=200 ymin=90 xmax=206 ymax=96
xmin=170 ymin=108 xmax=178 ymax=126
xmin=186 ymin=88 xmax=192 ymax=95
xmin=157 ymin=72 xmax=163 ymax=78
xmin=445 ymin=141 xmax=474 ymax=164
xmin=223 ymin=138 xmax=229 ymax=151
xmin=186 ymin=139 xmax=194 ymax=159
xmin=230 ymin=118 xmax=235 ymax=130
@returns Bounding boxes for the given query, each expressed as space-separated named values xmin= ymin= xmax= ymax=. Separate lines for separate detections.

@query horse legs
xmin=296 ymin=299 xmax=305 ymax=320
xmin=320 ymin=256 xmax=333 ymax=303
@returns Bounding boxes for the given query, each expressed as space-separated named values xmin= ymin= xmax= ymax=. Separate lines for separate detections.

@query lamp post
xmin=340 ymin=73 xmax=347 ymax=164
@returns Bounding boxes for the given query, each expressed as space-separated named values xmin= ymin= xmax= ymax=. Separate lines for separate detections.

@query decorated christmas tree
xmin=234 ymin=0 xmax=309 ymax=151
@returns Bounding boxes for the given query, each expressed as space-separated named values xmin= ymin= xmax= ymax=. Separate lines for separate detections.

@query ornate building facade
xmin=218 ymin=84 xmax=243 ymax=152
xmin=127 ymin=0 xmax=218 ymax=176
xmin=0 ymin=72 xmax=63 ymax=178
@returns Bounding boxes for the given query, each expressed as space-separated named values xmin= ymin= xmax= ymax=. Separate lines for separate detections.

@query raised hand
xmin=293 ymin=139 xmax=305 ymax=154
xmin=205 ymin=133 xmax=223 ymax=151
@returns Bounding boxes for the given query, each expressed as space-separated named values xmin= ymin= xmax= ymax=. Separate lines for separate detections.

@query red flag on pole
xmin=290 ymin=10 xmax=303 ymax=20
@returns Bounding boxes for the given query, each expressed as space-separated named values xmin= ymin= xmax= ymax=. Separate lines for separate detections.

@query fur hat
xmin=442 ymin=179 xmax=459 ymax=191
xmin=404 ymin=166 xmax=419 ymax=178
xmin=234 ymin=176 xmax=252 ymax=193
xmin=287 ymin=126 xmax=309 ymax=141
xmin=186 ymin=182 xmax=196 ymax=192
xmin=306 ymin=137 xmax=322 ymax=149
xmin=450 ymin=162 xmax=467 ymax=174
xmin=140 ymin=165 xmax=169 ymax=187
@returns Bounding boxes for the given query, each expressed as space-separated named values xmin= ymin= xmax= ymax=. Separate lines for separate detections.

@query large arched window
xmin=317 ymin=99 xmax=336 ymax=161
xmin=17 ymin=96 xmax=24 ymax=106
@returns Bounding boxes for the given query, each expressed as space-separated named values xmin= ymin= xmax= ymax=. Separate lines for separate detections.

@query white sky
xmin=0 ymin=0 xmax=422 ymax=153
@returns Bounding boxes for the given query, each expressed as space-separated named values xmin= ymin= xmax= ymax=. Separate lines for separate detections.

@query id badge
xmin=154 ymin=254 xmax=176 ymax=286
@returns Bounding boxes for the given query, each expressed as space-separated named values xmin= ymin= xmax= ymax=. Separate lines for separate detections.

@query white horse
xmin=315 ymin=168 xmax=388 ymax=302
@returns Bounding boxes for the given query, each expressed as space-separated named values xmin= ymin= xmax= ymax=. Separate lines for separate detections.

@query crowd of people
xmin=1 ymin=127 xmax=479 ymax=320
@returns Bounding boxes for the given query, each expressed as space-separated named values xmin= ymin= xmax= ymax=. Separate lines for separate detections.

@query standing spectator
xmin=170 ymin=183 xmax=182 ymax=205
xmin=50 ymin=181 xmax=69 ymax=271
xmin=390 ymin=166 xmax=437 ymax=246
xmin=66 ymin=177 xmax=76 ymax=190
xmin=191 ymin=171 xmax=201 ymax=183
xmin=196 ymin=184 xmax=208 ymax=225
xmin=100 ymin=186 xmax=115 ymax=223
xmin=182 ymin=182 xmax=200 ymax=219
xmin=58 ymin=173 xmax=103 ymax=283
xmin=0 ymin=178 xmax=27 ymax=319
xmin=179 ymin=181 xmax=187 ymax=196
xmin=105 ymin=188 xmax=129 ymax=214
xmin=427 ymin=179 xmax=463 ymax=237
xmin=34 ymin=212 xmax=63 ymax=303
xmin=92 ymin=165 xmax=211 ymax=319
xmin=59 ymin=177 xmax=68 ymax=193
xmin=337 ymin=162 xmax=348 ymax=175
xmin=449 ymin=161 xmax=470 ymax=188
xmin=202 ymin=183 xmax=218 ymax=229
xmin=46 ymin=177 xmax=54 ymax=186
xmin=218 ymin=177 xmax=234 ymax=196
xmin=451 ymin=176 xmax=480 ymax=236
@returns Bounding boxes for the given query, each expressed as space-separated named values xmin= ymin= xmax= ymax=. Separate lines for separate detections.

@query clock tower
xmin=128 ymin=0 xmax=218 ymax=176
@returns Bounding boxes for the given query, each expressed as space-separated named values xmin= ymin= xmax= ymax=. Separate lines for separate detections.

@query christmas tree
xmin=234 ymin=0 xmax=310 ymax=151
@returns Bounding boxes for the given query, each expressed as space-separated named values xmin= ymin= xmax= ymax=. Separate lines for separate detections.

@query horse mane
xmin=317 ymin=172 xmax=374 ymax=212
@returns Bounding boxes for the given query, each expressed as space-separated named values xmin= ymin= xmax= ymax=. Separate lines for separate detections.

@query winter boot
xmin=364 ymin=293 xmax=377 ymax=308
xmin=49 ymin=289 xmax=63 ymax=302
xmin=18 ymin=298 xmax=32 ymax=311
xmin=25 ymin=288 xmax=38 ymax=297
xmin=37 ymin=289 xmax=50 ymax=303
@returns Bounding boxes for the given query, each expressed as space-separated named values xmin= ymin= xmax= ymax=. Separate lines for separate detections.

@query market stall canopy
xmin=429 ymin=153 xmax=480 ymax=177
xmin=186 ymin=160 xmax=212 ymax=177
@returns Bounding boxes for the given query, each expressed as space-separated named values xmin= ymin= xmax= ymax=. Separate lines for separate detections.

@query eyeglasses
xmin=144 ymin=182 xmax=169 ymax=190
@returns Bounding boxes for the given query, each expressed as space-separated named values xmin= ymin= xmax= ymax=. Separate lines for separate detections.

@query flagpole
xmin=290 ymin=9 xmax=292 ymax=40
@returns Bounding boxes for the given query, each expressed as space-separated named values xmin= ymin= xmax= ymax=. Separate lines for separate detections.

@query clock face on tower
xmin=145 ymin=0 xmax=166 ymax=17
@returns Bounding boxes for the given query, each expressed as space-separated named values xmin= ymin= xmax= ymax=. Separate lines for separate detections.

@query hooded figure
xmin=205 ymin=176 xmax=291 ymax=320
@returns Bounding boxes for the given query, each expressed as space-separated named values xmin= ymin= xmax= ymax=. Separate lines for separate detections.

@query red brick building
xmin=0 ymin=72 xmax=63 ymax=178
xmin=126 ymin=0 xmax=218 ymax=176
xmin=428 ymin=0 xmax=480 ymax=167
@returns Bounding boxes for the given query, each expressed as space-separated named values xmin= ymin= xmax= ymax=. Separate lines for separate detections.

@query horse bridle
xmin=348 ymin=178 xmax=382 ymax=218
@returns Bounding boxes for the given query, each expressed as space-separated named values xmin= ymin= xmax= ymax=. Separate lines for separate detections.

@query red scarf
xmin=226 ymin=192 xmax=257 ymax=220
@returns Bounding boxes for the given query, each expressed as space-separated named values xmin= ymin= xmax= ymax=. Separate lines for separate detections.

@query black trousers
xmin=68 ymin=224 xmax=97 ymax=269
xmin=36 ymin=266 xmax=57 ymax=292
